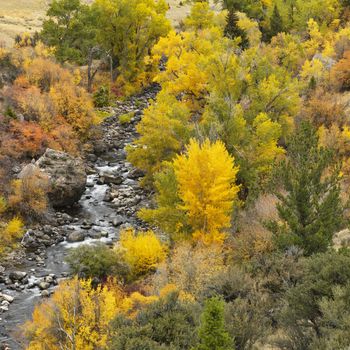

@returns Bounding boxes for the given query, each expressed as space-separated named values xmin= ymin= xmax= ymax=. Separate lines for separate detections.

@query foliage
xmin=279 ymin=251 xmax=350 ymax=349
xmin=152 ymin=242 xmax=226 ymax=300
xmin=109 ymin=291 xmax=199 ymax=350
xmin=116 ymin=228 xmax=167 ymax=278
xmin=0 ymin=215 xmax=24 ymax=255
xmin=127 ymin=92 xmax=192 ymax=185
xmin=8 ymin=166 xmax=49 ymax=219
xmin=93 ymin=85 xmax=111 ymax=107
xmin=119 ymin=112 xmax=134 ymax=125
xmin=268 ymin=122 xmax=345 ymax=255
xmin=23 ymin=277 xmax=123 ymax=350
xmin=66 ymin=243 xmax=129 ymax=280
xmin=93 ymin=0 xmax=171 ymax=87
xmin=140 ymin=139 xmax=239 ymax=244
xmin=173 ymin=139 xmax=239 ymax=244
xmin=195 ymin=296 xmax=234 ymax=350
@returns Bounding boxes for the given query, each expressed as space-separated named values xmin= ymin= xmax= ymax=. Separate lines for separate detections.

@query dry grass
xmin=0 ymin=0 xmax=219 ymax=47
xmin=0 ymin=0 xmax=47 ymax=46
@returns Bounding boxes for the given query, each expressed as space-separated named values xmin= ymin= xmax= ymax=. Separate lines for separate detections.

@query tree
xmin=140 ymin=139 xmax=240 ymax=244
xmin=93 ymin=0 xmax=170 ymax=86
xmin=127 ymin=92 xmax=192 ymax=185
xmin=268 ymin=122 xmax=345 ymax=255
xmin=8 ymin=165 xmax=49 ymax=219
xmin=109 ymin=291 xmax=198 ymax=350
xmin=41 ymin=0 xmax=100 ymax=91
xmin=66 ymin=243 xmax=129 ymax=281
xmin=23 ymin=277 xmax=123 ymax=350
xmin=195 ymin=296 xmax=234 ymax=350
xmin=269 ymin=5 xmax=284 ymax=39
xmin=280 ymin=251 xmax=350 ymax=350
xmin=224 ymin=10 xmax=248 ymax=47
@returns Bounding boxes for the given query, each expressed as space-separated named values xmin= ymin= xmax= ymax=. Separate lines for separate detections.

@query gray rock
xmin=9 ymin=271 xmax=27 ymax=281
xmin=38 ymin=281 xmax=51 ymax=290
xmin=99 ymin=169 xmax=123 ymax=185
xmin=112 ymin=215 xmax=125 ymax=227
xmin=41 ymin=290 xmax=50 ymax=297
xmin=34 ymin=148 xmax=87 ymax=208
xmin=67 ymin=231 xmax=85 ymax=243
xmin=0 ymin=293 xmax=14 ymax=303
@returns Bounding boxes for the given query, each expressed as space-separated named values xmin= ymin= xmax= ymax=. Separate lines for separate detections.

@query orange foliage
xmin=1 ymin=121 xmax=49 ymax=159
xmin=8 ymin=166 xmax=49 ymax=218
xmin=303 ymin=88 xmax=347 ymax=128
xmin=331 ymin=51 xmax=350 ymax=91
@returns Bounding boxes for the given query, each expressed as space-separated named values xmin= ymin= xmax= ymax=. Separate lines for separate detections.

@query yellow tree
xmin=141 ymin=139 xmax=239 ymax=244
xmin=173 ymin=139 xmax=239 ymax=244
xmin=127 ymin=92 xmax=192 ymax=185
xmin=23 ymin=277 xmax=123 ymax=350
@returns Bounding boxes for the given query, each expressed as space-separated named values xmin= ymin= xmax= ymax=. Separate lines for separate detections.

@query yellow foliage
xmin=0 ymin=216 xmax=24 ymax=254
xmin=173 ymin=139 xmax=240 ymax=244
xmin=127 ymin=92 xmax=192 ymax=185
xmin=117 ymin=228 xmax=167 ymax=277
xmin=152 ymin=242 xmax=226 ymax=300
xmin=121 ymin=292 xmax=159 ymax=318
xmin=23 ymin=277 xmax=122 ymax=350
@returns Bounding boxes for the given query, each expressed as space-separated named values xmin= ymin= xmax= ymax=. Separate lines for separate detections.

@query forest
xmin=1 ymin=0 xmax=350 ymax=349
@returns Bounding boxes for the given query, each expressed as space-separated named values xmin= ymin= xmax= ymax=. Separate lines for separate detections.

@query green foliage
xmin=119 ymin=112 xmax=134 ymax=125
xmin=65 ymin=243 xmax=128 ymax=280
xmin=93 ymin=0 xmax=171 ymax=82
xmin=41 ymin=0 xmax=98 ymax=65
xmin=269 ymin=5 xmax=284 ymax=39
xmin=109 ymin=292 xmax=199 ymax=350
xmin=280 ymin=251 xmax=350 ymax=349
xmin=268 ymin=122 xmax=345 ymax=255
xmin=93 ymin=86 xmax=111 ymax=107
xmin=195 ymin=296 xmax=234 ymax=350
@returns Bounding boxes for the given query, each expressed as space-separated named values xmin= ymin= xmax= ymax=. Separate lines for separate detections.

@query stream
xmin=0 ymin=86 xmax=158 ymax=349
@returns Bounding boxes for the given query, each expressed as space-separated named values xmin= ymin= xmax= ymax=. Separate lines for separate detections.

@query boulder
xmin=38 ymin=281 xmax=51 ymax=290
xmin=99 ymin=169 xmax=123 ymax=185
xmin=67 ymin=231 xmax=85 ymax=243
xmin=9 ymin=271 xmax=27 ymax=281
xmin=35 ymin=149 xmax=87 ymax=208
xmin=0 ymin=293 xmax=14 ymax=303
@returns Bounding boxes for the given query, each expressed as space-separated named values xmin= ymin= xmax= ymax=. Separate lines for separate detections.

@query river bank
xmin=0 ymin=85 xmax=159 ymax=349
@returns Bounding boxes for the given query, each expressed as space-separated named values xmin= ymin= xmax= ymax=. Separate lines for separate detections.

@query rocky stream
xmin=0 ymin=85 xmax=159 ymax=349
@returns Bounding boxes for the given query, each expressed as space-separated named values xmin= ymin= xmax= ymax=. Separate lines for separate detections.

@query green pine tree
xmin=224 ymin=9 xmax=248 ymax=48
xmin=268 ymin=121 xmax=345 ymax=256
xmin=269 ymin=5 xmax=284 ymax=39
xmin=195 ymin=297 xmax=234 ymax=350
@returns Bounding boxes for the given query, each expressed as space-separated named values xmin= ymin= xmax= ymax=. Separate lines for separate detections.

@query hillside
xmin=0 ymin=0 xmax=202 ymax=47
xmin=2 ymin=1 xmax=350 ymax=350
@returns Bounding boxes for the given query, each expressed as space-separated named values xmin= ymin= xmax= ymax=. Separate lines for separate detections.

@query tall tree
xmin=269 ymin=5 xmax=284 ymax=39
xmin=41 ymin=0 xmax=101 ymax=91
xmin=268 ymin=121 xmax=345 ymax=255
xmin=195 ymin=296 xmax=234 ymax=350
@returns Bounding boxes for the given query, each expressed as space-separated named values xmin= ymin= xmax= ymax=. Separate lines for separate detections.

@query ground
xmin=0 ymin=0 xmax=219 ymax=47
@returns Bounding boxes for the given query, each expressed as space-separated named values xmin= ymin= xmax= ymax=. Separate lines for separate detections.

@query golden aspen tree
xmin=173 ymin=139 xmax=239 ymax=244
xmin=23 ymin=277 xmax=123 ymax=350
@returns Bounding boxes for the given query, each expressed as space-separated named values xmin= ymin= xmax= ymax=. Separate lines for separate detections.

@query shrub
xmin=116 ymin=228 xmax=167 ymax=278
xmin=93 ymin=86 xmax=111 ymax=108
xmin=66 ymin=243 xmax=129 ymax=280
xmin=119 ymin=112 xmax=134 ymax=125
xmin=0 ymin=216 xmax=24 ymax=254
xmin=8 ymin=166 xmax=49 ymax=218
